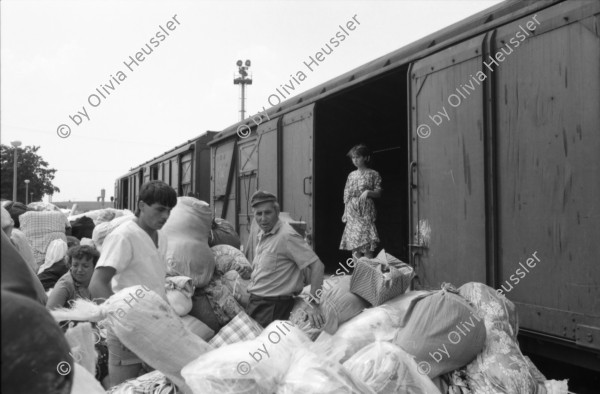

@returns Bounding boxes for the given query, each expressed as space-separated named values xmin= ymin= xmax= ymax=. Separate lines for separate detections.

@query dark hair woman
xmin=339 ymin=144 xmax=383 ymax=259
xmin=46 ymin=245 xmax=100 ymax=309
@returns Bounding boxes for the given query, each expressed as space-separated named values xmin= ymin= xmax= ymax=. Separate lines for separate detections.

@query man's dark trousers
xmin=246 ymin=294 xmax=295 ymax=328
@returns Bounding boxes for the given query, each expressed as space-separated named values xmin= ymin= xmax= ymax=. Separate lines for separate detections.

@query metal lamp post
xmin=10 ymin=141 xmax=22 ymax=202
xmin=24 ymin=179 xmax=30 ymax=204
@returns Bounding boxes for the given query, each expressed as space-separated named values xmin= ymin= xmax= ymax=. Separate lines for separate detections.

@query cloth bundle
xmin=458 ymin=282 xmax=565 ymax=393
xmin=212 ymin=244 xmax=252 ymax=278
xmin=200 ymin=275 xmax=245 ymax=326
xmin=107 ymin=370 xmax=177 ymax=394
xmin=20 ymin=210 xmax=68 ymax=268
xmin=290 ymin=275 xmax=369 ymax=339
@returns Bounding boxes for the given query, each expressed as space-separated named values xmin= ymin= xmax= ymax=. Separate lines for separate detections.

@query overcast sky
xmin=1 ymin=0 xmax=503 ymax=201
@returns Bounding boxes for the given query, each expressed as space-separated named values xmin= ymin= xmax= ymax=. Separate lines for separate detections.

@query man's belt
xmin=249 ymin=294 xmax=294 ymax=301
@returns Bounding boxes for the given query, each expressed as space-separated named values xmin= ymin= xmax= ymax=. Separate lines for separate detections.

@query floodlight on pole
xmin=233 ymin=59 xmax=252 ymax=121
xmin=10 ymin=141 xmax=22 ymax=202
xmin=24 ymin=180 xmax=30 ymax=204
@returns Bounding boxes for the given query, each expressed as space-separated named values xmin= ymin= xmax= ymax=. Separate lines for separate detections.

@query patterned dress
xmin=339 ymin=168 xmax=382 ymax=253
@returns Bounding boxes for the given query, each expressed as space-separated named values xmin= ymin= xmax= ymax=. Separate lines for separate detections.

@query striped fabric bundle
xmin=20 ymin=211 xmax=68 ymax=269
xmin=208 ymin=311 xmax=263 ymax=348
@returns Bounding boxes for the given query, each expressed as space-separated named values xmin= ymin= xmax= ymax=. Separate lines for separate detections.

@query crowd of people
xmin=1 ymin=143 xmax=384 ymax=392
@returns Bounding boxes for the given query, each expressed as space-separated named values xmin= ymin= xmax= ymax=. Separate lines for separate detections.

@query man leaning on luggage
xmin=245 ymin=190 xmax=325 ymax=329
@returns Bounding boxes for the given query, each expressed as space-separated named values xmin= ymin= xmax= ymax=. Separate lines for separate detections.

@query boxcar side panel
xmin=410 ymin=34 xmax=488 ymax=288
xmin=282 ymin=105 xmax=314 ymax=231
xmin=494 ymin=1 xmax=600 ymax=345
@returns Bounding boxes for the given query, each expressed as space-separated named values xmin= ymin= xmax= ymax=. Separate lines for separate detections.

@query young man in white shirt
xmin=89 ymin=180 xmax=177 ymax=387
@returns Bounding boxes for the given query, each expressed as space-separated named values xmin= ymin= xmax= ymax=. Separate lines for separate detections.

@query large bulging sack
xmin=343 ymin=341 xmax=441 ymax=394
xmin=162 ymin=197 xmax=215 ymax=287
xmin=327 ymin=290 xmax=427 ymax=363
xmin=394 ymin=285 xmax=486 ymax=378
xmin=91 ymin=213 xmax=134 ymax=252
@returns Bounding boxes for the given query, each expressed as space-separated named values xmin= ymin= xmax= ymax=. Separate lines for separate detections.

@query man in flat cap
xmin=245 ymin=190 xmax=325 ymax=329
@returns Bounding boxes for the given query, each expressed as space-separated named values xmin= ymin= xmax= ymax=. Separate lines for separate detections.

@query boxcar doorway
xmin=314 ymin=67 xmax=409 ymax=273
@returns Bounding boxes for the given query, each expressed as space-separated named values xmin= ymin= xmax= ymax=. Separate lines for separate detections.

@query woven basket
xmin=350 ymin=250 xmax=414 ymax=306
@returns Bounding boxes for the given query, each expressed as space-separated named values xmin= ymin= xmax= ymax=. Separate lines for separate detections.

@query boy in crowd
xmin=89 ymin=180 xmax=177 ymax=387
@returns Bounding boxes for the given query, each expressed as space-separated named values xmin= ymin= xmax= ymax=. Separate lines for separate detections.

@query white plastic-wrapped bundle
xmin=329 ymin=306 xmax=397 ymax=363
xmin=92 ymin=213 xmax=135 ymax=252
xmin=165 ymin=276 xmax=194 ymax=316
xmin=182 ymin=339 xmax=273 ymax=394
xmin=277 ymin=346 xmax=372 ymax=394
xmin=162 ymin=197 xmax=215 ymax=287
xmin=343 ymin=341 xmax=441 ymax=394
xmin=182 ymin=320 xmax=310 ymax=393
xmin=64 ymin=322 xmax=97 ymax=376
xmin=51 ymin=286 xmax=211 ymax=394
xmin=71 ymin=362 xmax=106 ymax=394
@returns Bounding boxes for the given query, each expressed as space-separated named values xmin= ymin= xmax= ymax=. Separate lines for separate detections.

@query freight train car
xmin=208 ymin=0 xmax=599 ymax=377
xmin=114 ymin=132 xmax=217 ymax=210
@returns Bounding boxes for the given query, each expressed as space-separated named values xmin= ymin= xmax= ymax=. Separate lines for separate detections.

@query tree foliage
xmin=0 ymin=145 xmax=60 ymax=202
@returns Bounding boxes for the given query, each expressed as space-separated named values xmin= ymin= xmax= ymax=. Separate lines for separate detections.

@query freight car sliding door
xmin=180 ymin=151 xmax=193 ymax=196
xmin=237 ymin=138 xmax=258 ymax=249
xmin=282 ymin=105 xmax=314 ymax=233
xmin=212 ymin=140 xmax=237 ymax=224
xmin=409 ymin=34 xmax=487 ymax=288
xmin=494 ymin=2 xmax=600 ymax=355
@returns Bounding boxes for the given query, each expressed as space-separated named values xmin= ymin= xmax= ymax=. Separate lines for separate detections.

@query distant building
xmin=53 ymin=201 xmax=115 ymax=214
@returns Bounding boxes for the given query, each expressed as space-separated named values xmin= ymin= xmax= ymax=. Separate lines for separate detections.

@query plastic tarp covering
xmin=343 ymin=341 xmax=441 ymax=394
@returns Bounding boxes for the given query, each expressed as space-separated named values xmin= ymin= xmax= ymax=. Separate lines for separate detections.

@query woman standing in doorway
xmin=340 ymin=144 xmax=383 ymax=259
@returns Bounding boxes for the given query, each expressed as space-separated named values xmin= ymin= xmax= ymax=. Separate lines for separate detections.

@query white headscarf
xmin=38 ymin=239 xmax=68 ymax=274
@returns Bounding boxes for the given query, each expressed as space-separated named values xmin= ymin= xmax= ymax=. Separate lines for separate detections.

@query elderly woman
xmin=46 ymin=245 xmax=100 ymax=309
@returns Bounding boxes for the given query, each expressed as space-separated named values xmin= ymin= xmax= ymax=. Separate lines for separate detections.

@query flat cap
xmin=251 ymin=190 xmax=277 ymax=207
